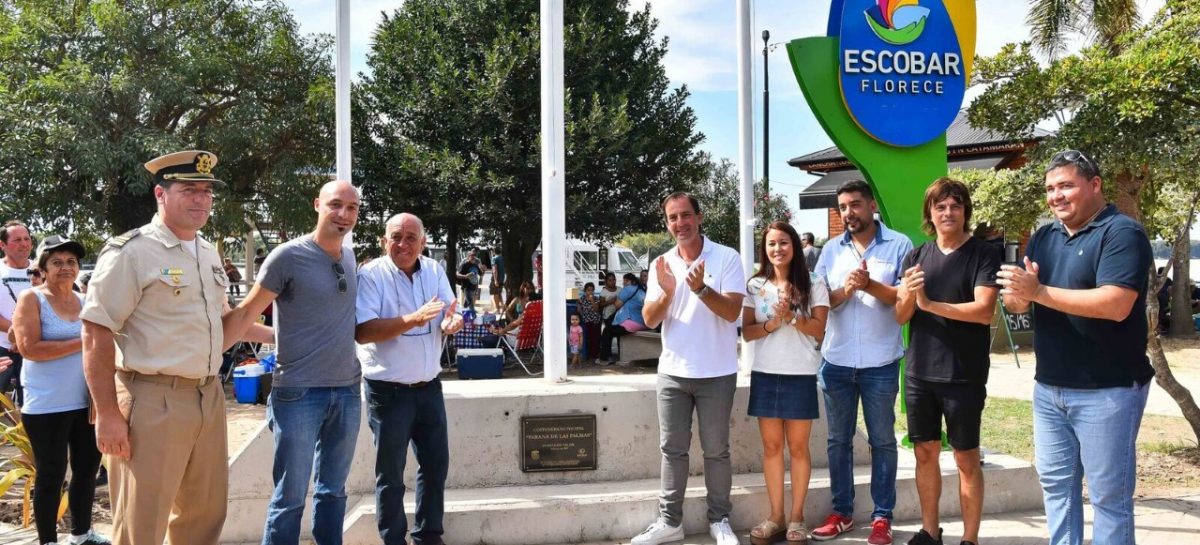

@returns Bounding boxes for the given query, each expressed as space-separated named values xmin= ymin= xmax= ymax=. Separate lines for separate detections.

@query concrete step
xmin=339 ymin=450 xmax=1041 ymax=545
xmin=222 ymin=374 xmax=870 ymax=543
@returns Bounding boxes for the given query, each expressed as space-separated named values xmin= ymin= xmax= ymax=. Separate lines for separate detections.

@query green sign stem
xmin=788 ymin=36 xmax=952 ymax=448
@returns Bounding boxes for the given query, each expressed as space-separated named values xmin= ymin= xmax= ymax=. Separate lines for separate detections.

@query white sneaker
xmin=631 ymin=518 xmax=685 ymax=545
xmin=709 ymin=517 xmax=739 ymax=545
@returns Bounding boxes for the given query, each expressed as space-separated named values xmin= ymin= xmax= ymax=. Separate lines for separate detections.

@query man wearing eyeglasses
xmin=0 ymin=220 xmax=33 ymax=406
xmin=997 ymin=150 xmax=1153 ymax=545
xmin=355 ymin=213 xmax=463 ymax=545
xmin=82 ymin=150 xmax=273 ymax=545
xmin=223 ymin=179 xmax=363 ymax=545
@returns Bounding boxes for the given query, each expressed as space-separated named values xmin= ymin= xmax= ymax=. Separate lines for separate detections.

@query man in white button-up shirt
xmin=355 ymin=213 xmax=463 ymax=545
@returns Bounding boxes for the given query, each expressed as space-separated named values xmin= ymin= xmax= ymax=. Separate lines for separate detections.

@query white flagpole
xmin=736 ymin=0 xmax=756 ymax=369
xmin=335 ymin=0 xmax=351 ymax=182
xmin=541 ymin=0 xmax=568 ymax=382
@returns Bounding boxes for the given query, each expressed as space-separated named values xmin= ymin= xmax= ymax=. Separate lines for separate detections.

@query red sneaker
xmin=810 ymin=513 xmax=853 ymax=541
xmin=867 ymin=517 xmax=893 ymax=545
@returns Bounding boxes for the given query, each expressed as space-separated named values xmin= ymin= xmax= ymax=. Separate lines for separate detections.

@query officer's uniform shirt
xmin=81 ymin=214 xmax=229 ymax=379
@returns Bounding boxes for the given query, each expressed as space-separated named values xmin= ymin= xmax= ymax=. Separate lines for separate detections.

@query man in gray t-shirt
xmin=801 ymin=232 xmax=820 ymax=272
xmin=258 ymin=236 xmax=359 ymax=387
xmin=222 ymin=180 xmax=363 ymax=544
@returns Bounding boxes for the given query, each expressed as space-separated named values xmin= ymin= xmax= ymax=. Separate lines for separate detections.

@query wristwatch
xmin=693 ymin=284 xmax=712 ymax=298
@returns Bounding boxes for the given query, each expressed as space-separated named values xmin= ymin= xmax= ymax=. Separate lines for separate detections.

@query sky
xmin=286 ymin=0 xmax=1169 ymax=238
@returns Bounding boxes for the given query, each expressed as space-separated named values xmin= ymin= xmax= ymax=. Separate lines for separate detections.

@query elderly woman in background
xmin=10 ymin=235 xmax=108 ymax=545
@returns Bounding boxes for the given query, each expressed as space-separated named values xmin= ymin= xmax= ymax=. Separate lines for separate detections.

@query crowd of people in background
xmin=0 ymin=148 xmax=1157 ymax=545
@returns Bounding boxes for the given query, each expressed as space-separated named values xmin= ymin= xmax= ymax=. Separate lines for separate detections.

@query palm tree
xmin=1026 ymin=0 xmax=1140 ymax=58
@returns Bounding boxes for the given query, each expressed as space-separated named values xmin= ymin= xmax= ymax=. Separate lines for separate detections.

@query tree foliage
xmin=970 ymin=0 xmax=1200 ymax=439
xmin=618 ymin=232 xmax=673 ymax=263
xmin=969 ymin=2 xmax=1200 ymax=228
xmin=951 ymin=166 xmax=1045 ymax=237
xmin=0 ymin=0 xmax=335 ymax=241
xmin=353 ymin=0 xmax=707 ymax=288
xmin=1026 ymin=0 xmax=1139 ymax=58
xmin=691 ymin=153 xmax=793 ymax=250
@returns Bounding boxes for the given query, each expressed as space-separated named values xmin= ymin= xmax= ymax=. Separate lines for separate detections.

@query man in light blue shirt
xmin=355 ymin=213 xmax=464 ymax=545
xmin=810 ymin=180 xmax=912 ymax=545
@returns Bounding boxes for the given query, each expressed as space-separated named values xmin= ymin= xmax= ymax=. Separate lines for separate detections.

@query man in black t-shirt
xmin=895 ymin=178 xmax=1000 ymax=545
xmin=456 ymin=248 xmax=483 ymax=311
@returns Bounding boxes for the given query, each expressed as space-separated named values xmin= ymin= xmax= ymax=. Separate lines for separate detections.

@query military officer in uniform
xmin=81 ymin=150 xmax=272 ymax=545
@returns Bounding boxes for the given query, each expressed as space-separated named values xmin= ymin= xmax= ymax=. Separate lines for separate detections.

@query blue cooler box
xmin=232 ymin=364 xmax=265 ymax=403
xmin=457 ymin=348 xmax=504 ymax=379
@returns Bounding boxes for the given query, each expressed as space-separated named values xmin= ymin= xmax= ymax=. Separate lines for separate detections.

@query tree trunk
xmin=446 ymin=224 xmax=460 ymax=300
xmin=501 ymin=231 xmax=539 ymax=298
xmin=106 ymin=179 xmax=157 ymax=234
xmin=1146 ymin=268 xmax=1200 ymax=442
xmin=1169 ymin=231 xmax=1194 ymax=336
xmin=1111 ymin=167 xmax=1149 ymax=222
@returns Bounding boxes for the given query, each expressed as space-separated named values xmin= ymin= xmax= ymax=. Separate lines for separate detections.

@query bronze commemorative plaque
xmin=520 ymin=414 xmax=597 ymax=472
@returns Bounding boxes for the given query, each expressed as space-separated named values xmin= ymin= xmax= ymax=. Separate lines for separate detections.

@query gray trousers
xmin=656 ymin=372 xmax=738 ymax=526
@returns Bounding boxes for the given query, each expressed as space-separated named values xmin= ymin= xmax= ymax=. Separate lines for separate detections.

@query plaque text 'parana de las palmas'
xmin=521 ymin=414 xmax=598 ymax=472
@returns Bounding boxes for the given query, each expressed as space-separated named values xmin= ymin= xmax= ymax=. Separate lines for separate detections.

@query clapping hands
xmin=997 ymin=256 xmax=1042 ymax=304
xmin=770 ymin=297 xmax=794 ymax=328
xmin=845 ymin=259 xmax=870 ymax=294
xmin=409 ymin=296 xmax=445 ymax=325
xmin=900 ymin=264 xmax=929 ymax=308
xmin=440 ymin=300 xmax=463 ymax=334
xmin=655 ymin=256 xmax=676 ymax=296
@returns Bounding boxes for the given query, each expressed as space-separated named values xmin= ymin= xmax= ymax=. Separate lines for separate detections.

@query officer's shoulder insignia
xmin=105 ymin=229 xmax=141 ymax=249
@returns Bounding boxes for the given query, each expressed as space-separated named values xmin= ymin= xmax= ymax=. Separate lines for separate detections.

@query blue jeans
xmin=818 ymin=359 xmax=899 ymax=520
xmin=262 ymin=384 xmax=362 ymax=545
xmin=365 ymin=379 xmax=449 ymax=545
xmin=1033 ymin=381 xmax=1149 ymax=545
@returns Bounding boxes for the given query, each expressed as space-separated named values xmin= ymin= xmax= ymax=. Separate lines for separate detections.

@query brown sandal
xmin=786 ymin=521 xmax=809 ymax=544
xmin=751 ymin=520 xmax=786 ymax=545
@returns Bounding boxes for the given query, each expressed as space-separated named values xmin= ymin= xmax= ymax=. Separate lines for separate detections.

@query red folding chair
xmin=499 ymin=300 xmax=543 ymax=375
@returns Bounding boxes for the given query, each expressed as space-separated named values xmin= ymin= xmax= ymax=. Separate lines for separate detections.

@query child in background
xmin=578 ymin=282 xmax=604 ymax=364
xmin=568 ymin=313 xmax=584 ymax=366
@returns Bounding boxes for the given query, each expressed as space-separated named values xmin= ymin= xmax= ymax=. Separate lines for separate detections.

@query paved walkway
xmin=568 ymin=494 xmax=1200 ymax=544
xmin=2 ymin=496 xmax=1197 ymax=545
xmin=986 ymin=356 xmax=1200 ymax=418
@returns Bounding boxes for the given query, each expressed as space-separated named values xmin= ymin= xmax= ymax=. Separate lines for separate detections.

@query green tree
xmin=618 ymin=232 xmax=674 ymax=264
xmin=1027 ymin=0 xmax=1139 ymax=58
xmin=354 ymin=0 xmax=707 ymax=292
xmin=969 ymin=0 xmax=1200 ymax=439
xmin=691 ymin=153 xmax=793 ymax=250
xmin=0 ymin=0 xmax=335 ymax=241
xmin=951 ymin=166 xmax=1045 ymax=237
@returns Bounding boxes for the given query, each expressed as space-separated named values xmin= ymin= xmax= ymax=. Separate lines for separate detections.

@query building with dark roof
xmin=790 ymin=110 xmax=1051 ymax=239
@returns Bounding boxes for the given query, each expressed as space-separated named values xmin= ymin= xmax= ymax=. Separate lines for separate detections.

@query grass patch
xmin=853 ymin=393 xmax=1199 ymax=468
xmin=978 ymin=397 xmax=1035 ymax=460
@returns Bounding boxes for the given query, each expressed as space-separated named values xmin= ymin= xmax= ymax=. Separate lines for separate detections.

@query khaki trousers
xmin=110 ymin=372 xmax=228 ymax=545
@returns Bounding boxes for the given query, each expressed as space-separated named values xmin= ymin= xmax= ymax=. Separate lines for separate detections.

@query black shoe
xmin=907 ymin=528 xmax=943 ymax=545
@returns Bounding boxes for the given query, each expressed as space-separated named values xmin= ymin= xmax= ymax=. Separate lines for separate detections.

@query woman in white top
xmin=742 ymin=221 xmax=830 ymax=545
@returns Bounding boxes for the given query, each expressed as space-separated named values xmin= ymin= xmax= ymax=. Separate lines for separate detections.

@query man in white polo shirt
xmin=355 ymin=213 xmax=464 ymax=545
xmin=631 ymin=192 xmax=747 ymax=545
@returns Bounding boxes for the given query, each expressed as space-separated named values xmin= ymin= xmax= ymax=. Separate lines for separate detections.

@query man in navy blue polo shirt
xmin=997 ymin=150 xmax=1153 ymax=545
